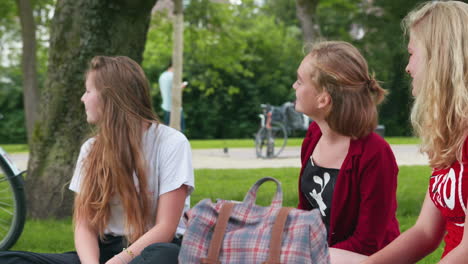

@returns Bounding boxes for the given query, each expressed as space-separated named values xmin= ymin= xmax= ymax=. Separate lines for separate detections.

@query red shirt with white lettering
xmin=429 ymin=138 xmax=468 ymax=257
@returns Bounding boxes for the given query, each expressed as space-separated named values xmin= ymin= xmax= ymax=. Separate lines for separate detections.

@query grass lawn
xmin=189 ymin=137 xmax=420 ymax=149
xmin=10 ymin=165 xmax=442 ymax=263
xmin=1 ymin=137 xmax=420 ymax=154
xmin=0 ymin=144 xmax=29 ymax=153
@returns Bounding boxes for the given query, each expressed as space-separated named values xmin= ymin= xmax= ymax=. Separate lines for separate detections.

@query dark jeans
xmin=0 ymin=236 xmax=181 ymax=264
xmin=163 ymin=110 xmax=185 ymax=132
xmin=131 ymin=237 xmax=181 ymax=264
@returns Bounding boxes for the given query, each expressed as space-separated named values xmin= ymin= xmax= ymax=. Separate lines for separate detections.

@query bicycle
xmin=255 ymin=104 xmax=288 ymax=159
xmin=255 ymin=102 xmax=310 ymax=159
xmin=0 ymin=115 xmax=26 ymax=250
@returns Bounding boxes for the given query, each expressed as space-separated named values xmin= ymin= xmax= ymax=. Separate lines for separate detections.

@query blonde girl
xmin=331 ymin=1 xmax=468 ymax=263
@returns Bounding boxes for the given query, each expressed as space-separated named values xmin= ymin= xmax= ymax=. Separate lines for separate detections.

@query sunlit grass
xmin=0 ymin=145 xmax=29 ymax=153
xmin=189 ymin=137 xmax=419 ymax=149
xmin=10 ymin=218 xmax=74 ymax=253
xmin=10 ymin=165 xmax=441 ymax=263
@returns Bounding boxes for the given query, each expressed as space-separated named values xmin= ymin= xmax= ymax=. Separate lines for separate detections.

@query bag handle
xmin=242 ymin=177 xmax=283 ymax=207
xmin=263 ymin=207 xmax=293 ymax=264
xmin=201 ymin=202 xmax=234 ymax=264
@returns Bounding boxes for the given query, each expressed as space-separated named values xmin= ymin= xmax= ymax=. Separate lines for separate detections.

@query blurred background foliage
xmin=0 ymin=0 xmax=53 ymax=143
xmin=1 ymin=0 xmax=424 ymax=142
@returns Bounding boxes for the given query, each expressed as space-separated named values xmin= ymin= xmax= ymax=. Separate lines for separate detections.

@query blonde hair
xmin=403 ymin=1 xmax=468 ymax=168
xmin=74 ymin=56 xmax=159 ymax=243
xmin=306 ymin=41 xmax=387 ymax=138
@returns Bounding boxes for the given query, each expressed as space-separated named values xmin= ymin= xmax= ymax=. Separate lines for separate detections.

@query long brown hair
xmin=403 ymin=1 xmax=468 ymax=168
xmin=74 ymin=56 xmax=159 ymax=243
xmin=306 ymin=41 xmax=387 ymax=138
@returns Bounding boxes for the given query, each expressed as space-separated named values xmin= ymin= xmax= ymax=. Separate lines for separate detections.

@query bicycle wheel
xmin=0 ymin=148 xmax=26 ymax=250
xmin=255 ymin=121 xmax=288 ymax=158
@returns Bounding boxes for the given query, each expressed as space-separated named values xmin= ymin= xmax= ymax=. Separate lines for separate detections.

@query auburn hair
xmin=305 ymin=41 xmax=387 ymax=139
xmin=74 ymin=56 xmax=159 ymax=243
xmin=403 ymin=1 xmax=468 ymax=168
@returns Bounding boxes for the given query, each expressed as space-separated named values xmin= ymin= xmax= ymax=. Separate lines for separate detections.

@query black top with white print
xmin=300 ymin=157 xmax=339 ymax=235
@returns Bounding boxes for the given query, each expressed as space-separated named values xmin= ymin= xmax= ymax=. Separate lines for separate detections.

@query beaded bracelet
xmin=123 ymin=248 xmax=135 ymax=258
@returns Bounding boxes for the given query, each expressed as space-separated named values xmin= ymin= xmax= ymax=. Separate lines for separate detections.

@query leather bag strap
xmin=201 ymin=202 xmax=235 ymax=264
xmin=263 ymin=207 xmax=293 ymax=264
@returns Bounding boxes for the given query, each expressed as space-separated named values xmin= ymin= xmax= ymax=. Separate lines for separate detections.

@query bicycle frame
xmin=265 ymin=111 xmax=274 ymax=156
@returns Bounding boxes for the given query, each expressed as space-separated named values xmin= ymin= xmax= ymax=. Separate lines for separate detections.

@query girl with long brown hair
xmin=0 ymin=56 xmax=194 ymax=264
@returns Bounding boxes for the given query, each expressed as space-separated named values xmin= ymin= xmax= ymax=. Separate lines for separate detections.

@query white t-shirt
xmin=69 ymin=123 xmax=194 ymax=237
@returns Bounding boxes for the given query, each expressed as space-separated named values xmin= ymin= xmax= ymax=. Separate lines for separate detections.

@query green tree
xmin=296 ymin=0 xmax=321 ymax=43
xmin=0 ymin=67 xmax=25 ymax=143
xmin=0 ymin=1 xmax=25 ymax=143
xmin=144 ymin=0 xmax=304 ymax=139
xmin=16 ymin=0 xmax=39 ymax=144
xmin=170 ymin=0 xmax=184 ymax=131
xmin=27 ymin=0 xmax=158 ymax=218
xmin=0 ymin=0 xmax=54 ymax=143
xmin=261 ymin=0 xmax=298 ymax=27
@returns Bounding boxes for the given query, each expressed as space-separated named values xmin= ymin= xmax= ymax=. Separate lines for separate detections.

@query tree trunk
xmin=295 ymin=0 xmax=320 ymax=44
xmin=16 ymin=0 xmax=39 ymax=145
xmin=169 ymin=0 xmax=183 ymax=131
xmin=26 ymin=0 xmax=158 ymax=219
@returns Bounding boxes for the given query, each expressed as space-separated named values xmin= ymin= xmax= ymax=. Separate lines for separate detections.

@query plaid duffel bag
xmin=179 ymin=177 xmax=330 ymax=264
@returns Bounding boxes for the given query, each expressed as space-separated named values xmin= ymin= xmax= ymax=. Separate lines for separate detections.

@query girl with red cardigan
xmin=293 ymin=41 xmax=400 ymax=258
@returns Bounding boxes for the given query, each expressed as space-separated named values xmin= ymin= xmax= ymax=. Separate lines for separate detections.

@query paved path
xmin=8 ymin=145 xmax=427 ymax=171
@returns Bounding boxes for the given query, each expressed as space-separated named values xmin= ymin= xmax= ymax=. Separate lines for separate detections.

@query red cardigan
xmin=298 ymin=122 xmax=400 ymax=255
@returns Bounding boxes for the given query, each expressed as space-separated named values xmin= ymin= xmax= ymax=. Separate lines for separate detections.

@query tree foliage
xmin=143 ymin=0 xmax=427 ymax=139
xmin=296 ymin=0 xmax=321 ymax=43
xmin=1 ymin=0 xmax=430 ymax=144
xmin=313 ymin=0 xmax=424 ymax=135
xmin=0 ymin=67 xmax=25 ymax=143
xmin=145 ymin=0 xmax=303 ymax=139
xmin=0 ymin=0 xmax=54 ymax=143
